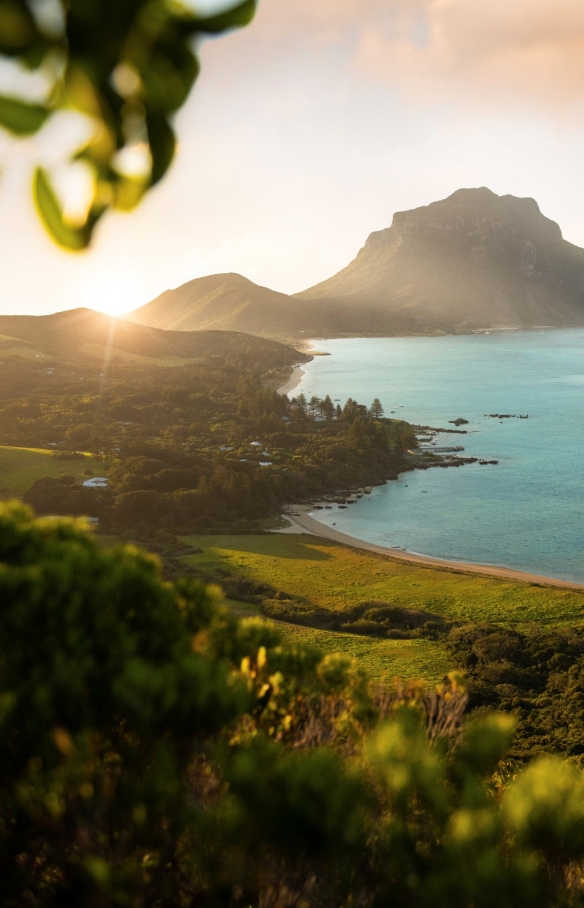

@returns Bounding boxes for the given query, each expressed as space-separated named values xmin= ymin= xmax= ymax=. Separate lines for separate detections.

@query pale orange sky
xmin=2 ymin=0 xmax=584 ymax=316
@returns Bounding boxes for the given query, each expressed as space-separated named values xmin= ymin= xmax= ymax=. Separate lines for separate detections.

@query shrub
xmin=3 ymin=501 xmax=584 ymax=906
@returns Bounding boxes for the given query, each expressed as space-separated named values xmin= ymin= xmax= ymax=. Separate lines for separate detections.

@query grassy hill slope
xmin=0 ymin=308 xmax=309 ymax=367
xmin=178 ymin=532 xmax=584 ymax=683
xmin=0 ymin=445 xmax=104 ymax=497
xmin=127 ymin=273 xmax=340 ymax=339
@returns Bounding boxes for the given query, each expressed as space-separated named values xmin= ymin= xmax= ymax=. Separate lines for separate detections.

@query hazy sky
xmin=2 ymin=0 xmax=584 ymax=316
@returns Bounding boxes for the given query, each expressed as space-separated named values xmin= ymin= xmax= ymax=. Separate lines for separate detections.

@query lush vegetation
xmin=176 ymin=533 xmax=584 ymax=763
xmin=5 ymin=501 xmax=584 ymax=906
xmin=5 ymin=332 xmax=584 ymax=904
xmin=228 ymin=597 xmax=455 ymax=685
xmin=0 ymin=350 xmax=415 ymax=534
xmin=181 ymin=533 xmax=584 ymax=631
xmin=0 ymin=444 xmax=103 ymax=496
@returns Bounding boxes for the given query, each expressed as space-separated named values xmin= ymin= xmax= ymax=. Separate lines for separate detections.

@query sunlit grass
xmin=80 ymin=343 xmax=199 ymax=368
xmin=182 ymin=533 xmax=584 ymax=630
xmin=0 ymin=445 xmax=105 ymax=494
xmin=225 ymin=598 xmax=453 ymax=683
xmin=0 ymin=346 xmax=46 ymax=360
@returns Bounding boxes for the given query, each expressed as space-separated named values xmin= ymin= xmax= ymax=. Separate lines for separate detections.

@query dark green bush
xmin=3 ymin=501 xmax=584 ymax=906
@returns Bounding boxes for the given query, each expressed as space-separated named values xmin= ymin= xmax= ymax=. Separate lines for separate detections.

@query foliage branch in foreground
xmin=3 ymin=500 xmax=584 ymax=905
xmin=0 ymin=0 xmax=256 ymax=249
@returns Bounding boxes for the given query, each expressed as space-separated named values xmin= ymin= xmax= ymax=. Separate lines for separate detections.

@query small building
xmin=83 ymin=477 xmax=109 ymax=489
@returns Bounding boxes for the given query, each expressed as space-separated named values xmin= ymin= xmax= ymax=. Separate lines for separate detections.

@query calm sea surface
xmin=292 ymin=330 xmax=584 ymax=583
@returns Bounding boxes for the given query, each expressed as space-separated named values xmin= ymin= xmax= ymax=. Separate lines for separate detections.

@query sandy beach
xmin=277 ymin=505 xmax=584 ymax=591
xmin=278 ymin=366 xmax=306 ymax=394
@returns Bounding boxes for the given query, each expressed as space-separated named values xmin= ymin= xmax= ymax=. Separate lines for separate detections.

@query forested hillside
xmin=0 ymin=346 xmax=415 ymax=535
xmin=5 ymin=320 xmax=584 ymax=905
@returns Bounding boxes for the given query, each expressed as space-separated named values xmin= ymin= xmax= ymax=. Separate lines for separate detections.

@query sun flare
xmin=92 ymin=300 xmax=129 ymax=318
xmin=81 ymin=272 xmax=138 ymax=319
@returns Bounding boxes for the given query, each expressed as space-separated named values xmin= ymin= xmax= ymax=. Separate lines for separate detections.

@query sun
xmin=92 ymin=300 xmax=132 ymax=318
xmin=81 ymin=273 xmax=139 ymax=318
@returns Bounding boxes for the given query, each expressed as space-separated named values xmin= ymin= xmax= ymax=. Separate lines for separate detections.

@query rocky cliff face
xmin=297 ymin=188 xmax=584 ymax=332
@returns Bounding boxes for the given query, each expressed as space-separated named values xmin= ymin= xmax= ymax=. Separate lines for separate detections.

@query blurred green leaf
xmin=194 ymin=0 xmax=257 ymax=34
xmin=33 ymin=167 xmax=92 ymax=251
xmin=0 ymin=0 xmax=257 ymax=249
xmin=0 ymin=95 xmax=49 ymax=134
xmin=0 ymin=1 xmax=36 ymax=51
xmin=146 ymin=112 xmax=175 ymax=185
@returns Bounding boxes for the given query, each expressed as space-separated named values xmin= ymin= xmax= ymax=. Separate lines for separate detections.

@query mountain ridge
xmin=128 ymin=188 xmax=584 ymax=338
xmin=126 ymin=273 xmax=337 ymax=339
xmin=295 ymin=187 xmax=584 ymax=332
xmin=0 ymin=308 xmax=309 ymax=367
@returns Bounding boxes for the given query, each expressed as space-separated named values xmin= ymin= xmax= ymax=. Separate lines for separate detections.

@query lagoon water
xmin=293 ymin=330 xmax=584 ymax=583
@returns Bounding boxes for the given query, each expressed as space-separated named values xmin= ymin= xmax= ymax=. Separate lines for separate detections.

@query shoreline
xmin=277 ymin=505 xmax=584 ymax=591
xmin=278 ymin=365 xmax=306 ymax=395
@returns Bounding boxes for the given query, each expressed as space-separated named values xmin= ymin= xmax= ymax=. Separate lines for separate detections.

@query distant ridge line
xmin=127 ymin=187 xmax=584 ymax=339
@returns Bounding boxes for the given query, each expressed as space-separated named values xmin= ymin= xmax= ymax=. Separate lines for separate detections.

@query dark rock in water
xmin=449 ymin=418 xmax=469 ymax=426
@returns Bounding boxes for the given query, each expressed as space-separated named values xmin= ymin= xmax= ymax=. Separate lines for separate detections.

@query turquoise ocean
xmin=292 ymin=330 xmax=584 ymax=583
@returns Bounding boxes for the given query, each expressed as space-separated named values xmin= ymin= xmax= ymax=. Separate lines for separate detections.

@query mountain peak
xmin=127 ymin=272 xmax=323 ymax=338
xmin=296 ymin=188 xmax=581 ymax=331
xmin=130 ymin=189 xmax=584 ymax=340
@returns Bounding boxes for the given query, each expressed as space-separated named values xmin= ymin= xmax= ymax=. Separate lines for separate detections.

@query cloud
xmin=231 ymin=0 xmax=584 ymax=110
xmin=350 ymin=0 xmax=584 ymax=109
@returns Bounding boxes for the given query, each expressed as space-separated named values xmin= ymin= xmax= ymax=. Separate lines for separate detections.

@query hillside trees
xmin=370 ymin=397 xmax=384 ymax=418
xmin=6 ymin=353 xmax=416 ymax=533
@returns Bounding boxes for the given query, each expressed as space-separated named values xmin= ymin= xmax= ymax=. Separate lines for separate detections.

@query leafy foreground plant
xmin=2 ymin=501 xmax=584 ymax=906
xmin=0 ymin=0 xmax=256 ymax=248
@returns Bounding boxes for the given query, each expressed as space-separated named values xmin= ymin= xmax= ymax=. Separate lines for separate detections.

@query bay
xmin=292 ymin=330 xmax=584 ymax=583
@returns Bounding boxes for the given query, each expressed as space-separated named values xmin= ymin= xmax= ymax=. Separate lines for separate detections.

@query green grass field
xmin=226 ymin=597 xmax=453 ymax=683
xmin=0 ymin=445 xmax=105 ymax=495
xmin=275 ymin=625 xmax=453 ymax=683
xmin=80 ymin=344 xmax=200 ymax=368
xmin=179 ymin=532 xmax=584 ymax=682
xmin=0 ymin=346 xmax=46 ymax=360
xmin=182 ymin=533 xmax=584 ymax=630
